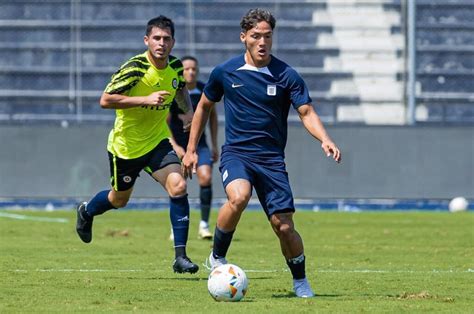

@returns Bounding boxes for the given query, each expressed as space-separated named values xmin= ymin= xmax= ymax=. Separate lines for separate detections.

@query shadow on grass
xmin=118 ymin=276 xmax=274 ymax=282
xmin=272 ymin=292 xmax=344 ymax=298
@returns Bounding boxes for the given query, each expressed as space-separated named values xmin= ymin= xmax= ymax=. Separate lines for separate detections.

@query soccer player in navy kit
xmin=182 ymin=9 xmax=341 ymax=297
xmin=168 ymin=56 xmax=218 ymax=240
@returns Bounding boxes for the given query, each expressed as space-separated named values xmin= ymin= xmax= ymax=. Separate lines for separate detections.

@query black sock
xmin=286 ymin=254 xmax=306 ymax=280
xmin=213 ymin=227 xmax=234 ymax=258
xmin=200 ymin=185 xmax=212 ymax=223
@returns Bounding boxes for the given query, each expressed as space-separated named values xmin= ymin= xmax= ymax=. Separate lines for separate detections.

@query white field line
xmin=10 ymin=268 xmax=474 ymax=273
xmin=0 ymin=212 xmax=68 ymax=223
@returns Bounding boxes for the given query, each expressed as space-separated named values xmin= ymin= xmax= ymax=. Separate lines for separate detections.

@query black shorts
xmin=108 ymin=139 xmax=181 ymax=191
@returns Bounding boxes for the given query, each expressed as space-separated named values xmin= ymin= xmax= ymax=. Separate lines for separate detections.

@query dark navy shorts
xmin=196 ymin=144 xmax=213 ymax=167
xmin=108 ymin=139 xmax=181 ymax=191
xmin=176 ymin=137 xmax=213 ymax=167
xmin=219 ymin=152 xmax=295 ymax=217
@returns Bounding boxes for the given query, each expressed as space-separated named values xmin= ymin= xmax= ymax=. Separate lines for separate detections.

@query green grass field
xmin=1 ymin=209 xmax=473 ymax=313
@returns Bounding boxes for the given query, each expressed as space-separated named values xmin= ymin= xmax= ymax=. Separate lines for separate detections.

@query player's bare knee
xmin=274 ymin=223 xmax=294 ymax=239
xmin=270 ymin=214 xmax=295 ymax=238
xmin=228 ymin=193 xmax=250 ymax=211
xmin=168 ymin=177 xmax=187 ymax=197
xmin=198 ymin=173 xmax=212 ymax=187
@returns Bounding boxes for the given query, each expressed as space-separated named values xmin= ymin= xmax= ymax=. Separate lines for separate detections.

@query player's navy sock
xmin=286 ymin=253 xmax=306 ymax=280
xmin=213 ymin=227 xmax=234 ymax=258
xmin=169 ymin=194 xmax=190 ymax=257
xmin=86 ymin=190 xmax=115 ymax=217
xmin=199 ymin=185 xmax=212 ymax=223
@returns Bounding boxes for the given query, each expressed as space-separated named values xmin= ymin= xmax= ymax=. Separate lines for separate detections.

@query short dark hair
xmin=181 ymin=56 xmax=198 ymax=64
xmin=146 ymin=15 xmax=175 ymax=38
xmin=240 ymin=8 xmax=276 ymax=33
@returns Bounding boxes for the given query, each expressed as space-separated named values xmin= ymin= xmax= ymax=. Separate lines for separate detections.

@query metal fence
xmin=0 ymin=0 xmax=473 ymax=125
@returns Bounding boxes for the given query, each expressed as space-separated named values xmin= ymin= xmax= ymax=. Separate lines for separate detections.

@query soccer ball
xmin=207 ymin=264 xmax=248 ymax=302
xmin=448 ymin=197 xmax=468 ymax=212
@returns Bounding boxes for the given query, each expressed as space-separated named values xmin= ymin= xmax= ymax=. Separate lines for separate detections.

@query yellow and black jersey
xmin=105 ymin=52 xmax=185 ymax=159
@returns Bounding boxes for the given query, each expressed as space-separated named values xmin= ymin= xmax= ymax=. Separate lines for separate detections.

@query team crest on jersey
xmin=267 ymin=85 xmax=276 ymax=96
xmin=172 ymin=78 xmax=178 ymax=89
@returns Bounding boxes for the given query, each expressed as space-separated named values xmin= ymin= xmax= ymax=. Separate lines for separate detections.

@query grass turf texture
xmin=0 ymin=210 xmax=473 ymax=313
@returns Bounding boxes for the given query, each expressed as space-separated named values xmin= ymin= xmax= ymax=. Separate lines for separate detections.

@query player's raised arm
xmin=297 ymin=103 xmax=341 ymax=163
xmin=182 ymin=93 xmax=216 ymax=179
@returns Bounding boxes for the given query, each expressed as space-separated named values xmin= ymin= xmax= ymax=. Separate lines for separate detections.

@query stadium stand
xmin=0 ymin=0 xmax=472 ymax=124
xmin=415 ymin=0 xmax=474 ymax=123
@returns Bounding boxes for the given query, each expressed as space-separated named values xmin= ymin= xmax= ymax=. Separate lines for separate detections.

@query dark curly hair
xmin=240 ymin=8 xmax=276 ymax=33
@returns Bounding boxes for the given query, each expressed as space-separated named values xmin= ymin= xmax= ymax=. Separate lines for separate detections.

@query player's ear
xmin=240 ymin=32 xmax=246 ymax=44
xmin=144 ymin=35 xmax=149 ymax=46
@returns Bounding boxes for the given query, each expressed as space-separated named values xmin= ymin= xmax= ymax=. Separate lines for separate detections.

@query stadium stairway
xmin=313 ymin=0 xmax=405 ymax=124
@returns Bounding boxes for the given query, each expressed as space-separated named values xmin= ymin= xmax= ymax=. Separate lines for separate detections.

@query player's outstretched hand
xmin=321 ymin=140 xmax=341 ymax=163
xmin=182 ymin=150 xmax=198 ymax=179
xmin=144 ymin=91 xmax=171 ymax=106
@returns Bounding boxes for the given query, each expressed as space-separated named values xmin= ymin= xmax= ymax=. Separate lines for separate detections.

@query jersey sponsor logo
xmin=222 ymin=170 xmax=228 ymax=182
xmin=232 ymin=83 xmax=244 ymax=88
xmin=123 ymin=176 xmax=132 ymax=183
xmin=172 ymin=78 xmax=178 ymax=89
xmin=141 ymin=103 xmax=171 ymax=111
xmin=267 ymin=85 xmax=276 ymax=96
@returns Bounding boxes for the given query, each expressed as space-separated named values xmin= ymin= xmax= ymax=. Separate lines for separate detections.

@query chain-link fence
xmin=0 ymin=0 xmax=473 ymax=125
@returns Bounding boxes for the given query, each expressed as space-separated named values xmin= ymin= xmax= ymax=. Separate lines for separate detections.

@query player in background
xmin=168 ymin=56 xmax=219 ymax=240
xmin=75 ymin=16 xmax=199 ymax=274
xmin=182 ymin=9 xmax=341 ymax=296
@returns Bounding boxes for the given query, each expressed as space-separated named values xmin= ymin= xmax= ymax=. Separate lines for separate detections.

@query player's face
xmin=144 ymin=26 xmax=175 ymax=64
xmin=182 ymin=59 xmax=198 ymax=84
xmin=240 ymin=21 xmax=273 ymax=67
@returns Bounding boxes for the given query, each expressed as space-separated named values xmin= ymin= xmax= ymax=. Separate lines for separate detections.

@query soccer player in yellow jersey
xmin=75 ymin=16 xmax=199 ymax=274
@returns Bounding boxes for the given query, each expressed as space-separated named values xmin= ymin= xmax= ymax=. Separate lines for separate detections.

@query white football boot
xmin=198 ymin=221 xmax=213 ymax=240
xmin=206 ymin=251 xmax=228 ymax=270
xmin=293 ymin=278 xmax=315 ymax=298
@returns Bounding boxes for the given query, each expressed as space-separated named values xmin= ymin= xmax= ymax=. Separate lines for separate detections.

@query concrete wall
xmin=0 ymin=125 xmax=472 ymax=199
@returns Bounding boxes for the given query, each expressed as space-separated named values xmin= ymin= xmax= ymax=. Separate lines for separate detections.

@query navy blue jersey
xmin=169 ymin=81 xmax=207 ymax=148
xmin=204 ymin=54 xmax=311 ymax=159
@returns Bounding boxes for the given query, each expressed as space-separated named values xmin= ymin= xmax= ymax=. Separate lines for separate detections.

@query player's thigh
xmin=219 ymin=155 xmax=254 ymax=208
xmin=109 ymin=187 xmax=134 ymax=207
xmin=108 ymin=151 xmax=143 ymax=192
xmin=151 ymin=163 xmax=183 ymax=188
xmin=145 ymin=139 xmax=182 ymax=186
xmin=253 ymin=163 xmax=295 ymax=218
